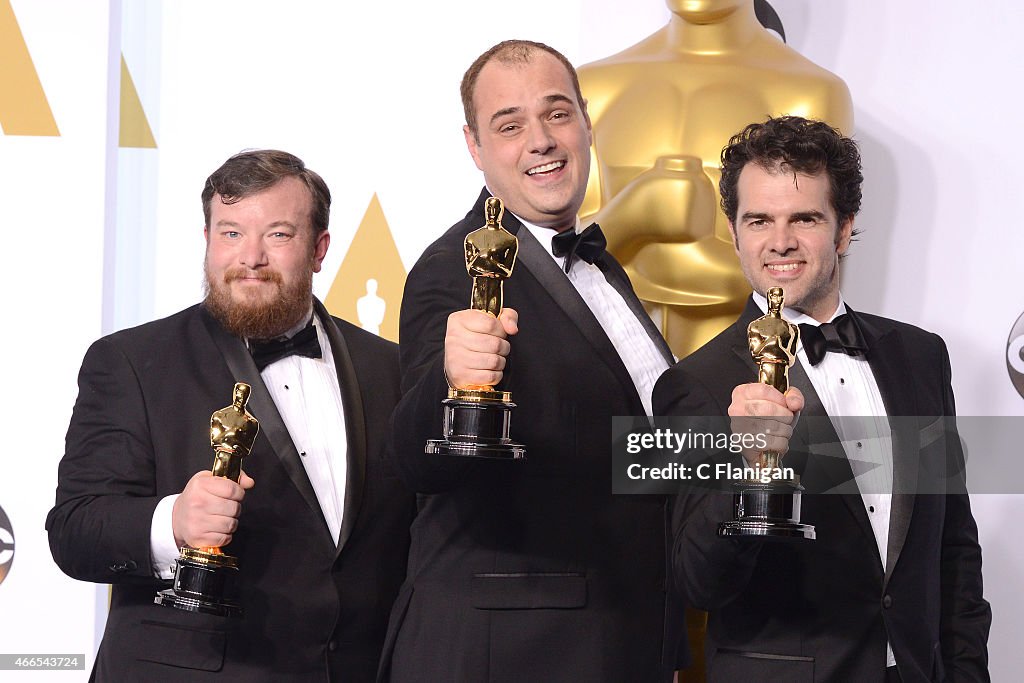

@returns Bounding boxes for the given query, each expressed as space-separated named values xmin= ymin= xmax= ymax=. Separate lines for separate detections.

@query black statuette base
xmin=154 ymin=552 xmax=242 ymax=617
xmin=718 ymin=479 xmax=815 ymax=540
xmin=426 ymin=396 xmax=525 ymax=460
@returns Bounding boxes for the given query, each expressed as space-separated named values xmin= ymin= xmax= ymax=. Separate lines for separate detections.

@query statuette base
xmin=426 ymin=390 xmax=525 ymax=460
xmin=155 ymin=548 xmax=242 ymax=617
xmin=718 ymin=479 xmax=816 ymax=540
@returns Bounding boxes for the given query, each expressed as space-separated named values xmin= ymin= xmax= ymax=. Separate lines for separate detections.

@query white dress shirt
xmin=752 ymin=291 xmax=895 ymax=667
xmin=519 ymin=216 xmax=670 ymax=415
xmin=150 ymin=310 xmax=349 ymax=579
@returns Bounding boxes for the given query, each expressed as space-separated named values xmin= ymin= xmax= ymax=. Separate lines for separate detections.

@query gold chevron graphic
xmin=325 ymin=194 xmax=406 ymax=342
xmin=119 ymin=55 xmax=156 ymax=148
xmin=0 ymin=0 xmax=59 ymax=136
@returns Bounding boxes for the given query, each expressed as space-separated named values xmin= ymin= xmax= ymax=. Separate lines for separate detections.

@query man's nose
xmin=768 ymin=224 xmax=798 ymax=254
xmin=528 ymin=121 xmax=556 ymax=155
xmin=239 ymin=237 xmax=268 ymax=268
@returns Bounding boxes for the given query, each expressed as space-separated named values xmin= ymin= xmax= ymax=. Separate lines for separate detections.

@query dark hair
xmin=719 ymin=116 xmax=862 ymax=226
xmin=202 ymin=149 xmax=331 ymax=233
xmin=461 ymin=39 xmax=585 ymax=141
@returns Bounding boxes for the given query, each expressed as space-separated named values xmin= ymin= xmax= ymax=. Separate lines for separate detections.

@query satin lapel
xmin=594 ymin=253 xmax=675 ymax=366
xmin=200 ymin=307 xmax=334 ymax=545
xmin=513 ymin=221 xmax=644 ymax=410
xmin=852 ymin=309 xmax=919 ymax=584
xmin=314 ymin=300 xmax=367 ymax=557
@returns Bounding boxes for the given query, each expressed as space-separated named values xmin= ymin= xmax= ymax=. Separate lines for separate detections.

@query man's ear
xmin=464 ymin=125 xmax=484 ymax=171
xmin=312 ymin=231 xmax=330 ymax=273
xmin=729 ymin=222 xmax=740 ymax=254
xmin=836 ymin=215 xmax=854 ymax=257
xmin=581 ymin=98 xmax=593 ymax=144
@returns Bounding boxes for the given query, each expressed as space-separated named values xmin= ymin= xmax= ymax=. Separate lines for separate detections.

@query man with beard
xmin=47 ymin=150 xmax=414 ymax=682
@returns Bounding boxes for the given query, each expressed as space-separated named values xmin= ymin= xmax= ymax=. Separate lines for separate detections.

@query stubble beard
xmin=747 ymin=259 xmax=840 ymax=320
xmin=203 ymin=260 xmax=313 ymax=340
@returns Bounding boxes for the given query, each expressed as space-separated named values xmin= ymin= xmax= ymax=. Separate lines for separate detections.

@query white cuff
xmin=150 ymin=494 xmax=180 ymax=579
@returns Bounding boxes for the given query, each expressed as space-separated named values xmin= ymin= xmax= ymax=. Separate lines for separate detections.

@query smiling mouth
xmin=526 ymin=160 xmax=566 ymax=176
xmin=765 ymin=263 xmax=802 ymax=272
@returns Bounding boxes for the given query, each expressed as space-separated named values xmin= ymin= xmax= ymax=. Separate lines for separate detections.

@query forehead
xmin=736 ymin=163 xmax=832 ymax=213
xmin=209 ymin=176 xmax=313 ymax=223
xmin=472 ymin=51 xmax=576 ymax=118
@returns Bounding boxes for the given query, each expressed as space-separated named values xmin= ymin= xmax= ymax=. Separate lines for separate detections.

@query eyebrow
xmin=543 ymin=94 xmax=574 ymax=107
xmin=489 ymin=106 xmax=523 ymax=126
xmin=739 ymin=210 xmax=827 ymax=223
xmin=789 ymin=211 xmax=827 ymax=222
xmin=487 ymin=95 xmax=576 ymax=127
xmin=214 ymin=220 xmax=298 ymax=230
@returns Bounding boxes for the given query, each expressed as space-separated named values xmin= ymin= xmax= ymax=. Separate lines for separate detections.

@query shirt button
xmin=328 ymin=640 xmax=338 ymax=652
xmin=882 ymin=595 xmax=893 ymax=609
xmin=869 ymin=506 xmax=875 ymax=513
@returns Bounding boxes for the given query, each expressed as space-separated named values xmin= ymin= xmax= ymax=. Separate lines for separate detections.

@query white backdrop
xmin=2 ymin=0 xmax=1021 ymax=679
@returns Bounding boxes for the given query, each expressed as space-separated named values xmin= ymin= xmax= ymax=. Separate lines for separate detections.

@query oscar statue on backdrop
xmin=426 ymin=197 xmax=525 ymax=459
xmin=357 ymin=278 xmax=386 ymax=335
xmin=156 ymin=382 xmax=260 ymax=616
xmin=718 ymin=287 xmax=815 ymax=540
xmin=577 ymin=0 xmax=853 ymax=358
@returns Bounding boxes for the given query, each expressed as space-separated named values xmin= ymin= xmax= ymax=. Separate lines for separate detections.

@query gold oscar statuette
xmin=155 ymin=382 xmax=260 ymax=616
xmin=719 ymin=287 xmax=815 ymax=540
xmin=426 ymin=197 xmax=525 ymax=459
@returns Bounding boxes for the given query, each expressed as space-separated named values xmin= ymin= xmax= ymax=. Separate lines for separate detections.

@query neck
xmin=667 ymin=3 xmax=762 ymax=54
xmin=512 ymin=209 xmax=578 ymax=234
xmin=796 ymin=292 xmax=842 ymax=324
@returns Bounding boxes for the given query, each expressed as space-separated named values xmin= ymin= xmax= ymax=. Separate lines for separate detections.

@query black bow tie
xmin=250 ymin=323 xmax=322 ymax=371
xmin=799 ymin=314 xmax=869 ymax=366
xmin=551 ymin=223 xmax=607 ymax=274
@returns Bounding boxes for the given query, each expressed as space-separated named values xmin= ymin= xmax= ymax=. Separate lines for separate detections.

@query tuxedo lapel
xmin=853 ymin=309 xmax=920 ymax=584
xmin=314 ymin=300 xmax=366 ymax=557
xmin=508 ymin=209 xmax=644 ymax=411
xmin=200 ymin=306 xmax=334 ymax=546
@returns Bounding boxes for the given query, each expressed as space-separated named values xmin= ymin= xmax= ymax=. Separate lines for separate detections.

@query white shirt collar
xmin=482 ymin=188 xmax=583 ymax=266
xmin=518 ymin=215 xmax=584 ymax=267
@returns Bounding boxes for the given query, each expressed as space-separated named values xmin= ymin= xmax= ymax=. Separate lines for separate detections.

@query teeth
xmin=527 ymin=161 xmax=565 ymax=175
xmin=767 ymin=263 xmax=799 ymax=271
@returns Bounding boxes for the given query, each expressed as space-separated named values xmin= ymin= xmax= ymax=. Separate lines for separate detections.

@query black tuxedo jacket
xmin=47 ymin=300 xmax=415 ymax=682
xmin=652 ymin=298 xmax=990 ymax=683
xmin=378 ymin=189 xmax=686 ymax=682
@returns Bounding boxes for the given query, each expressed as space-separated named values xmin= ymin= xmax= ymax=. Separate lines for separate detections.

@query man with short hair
xmin=379 ymin=41 xmax=686 ymax=681
xmin=47 ymin=150 xmax=414 ymax=682
xmin=654 ymin=116 xmax=991 ymax=682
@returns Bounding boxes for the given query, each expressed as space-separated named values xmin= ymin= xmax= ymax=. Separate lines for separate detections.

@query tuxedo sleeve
xmin=46 ymin=337 xmax=165 ymax=585
xmin=653 ymin=364 xmax=764 ymax=610
xmin=935 ymin=337 xmax=992 ymax=681
xmin=387 ymin=240 xmax=485 ymax=493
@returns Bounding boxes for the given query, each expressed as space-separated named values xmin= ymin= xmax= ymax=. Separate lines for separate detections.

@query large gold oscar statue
xmin=578 ymin=0 xmax=853 ymax=359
